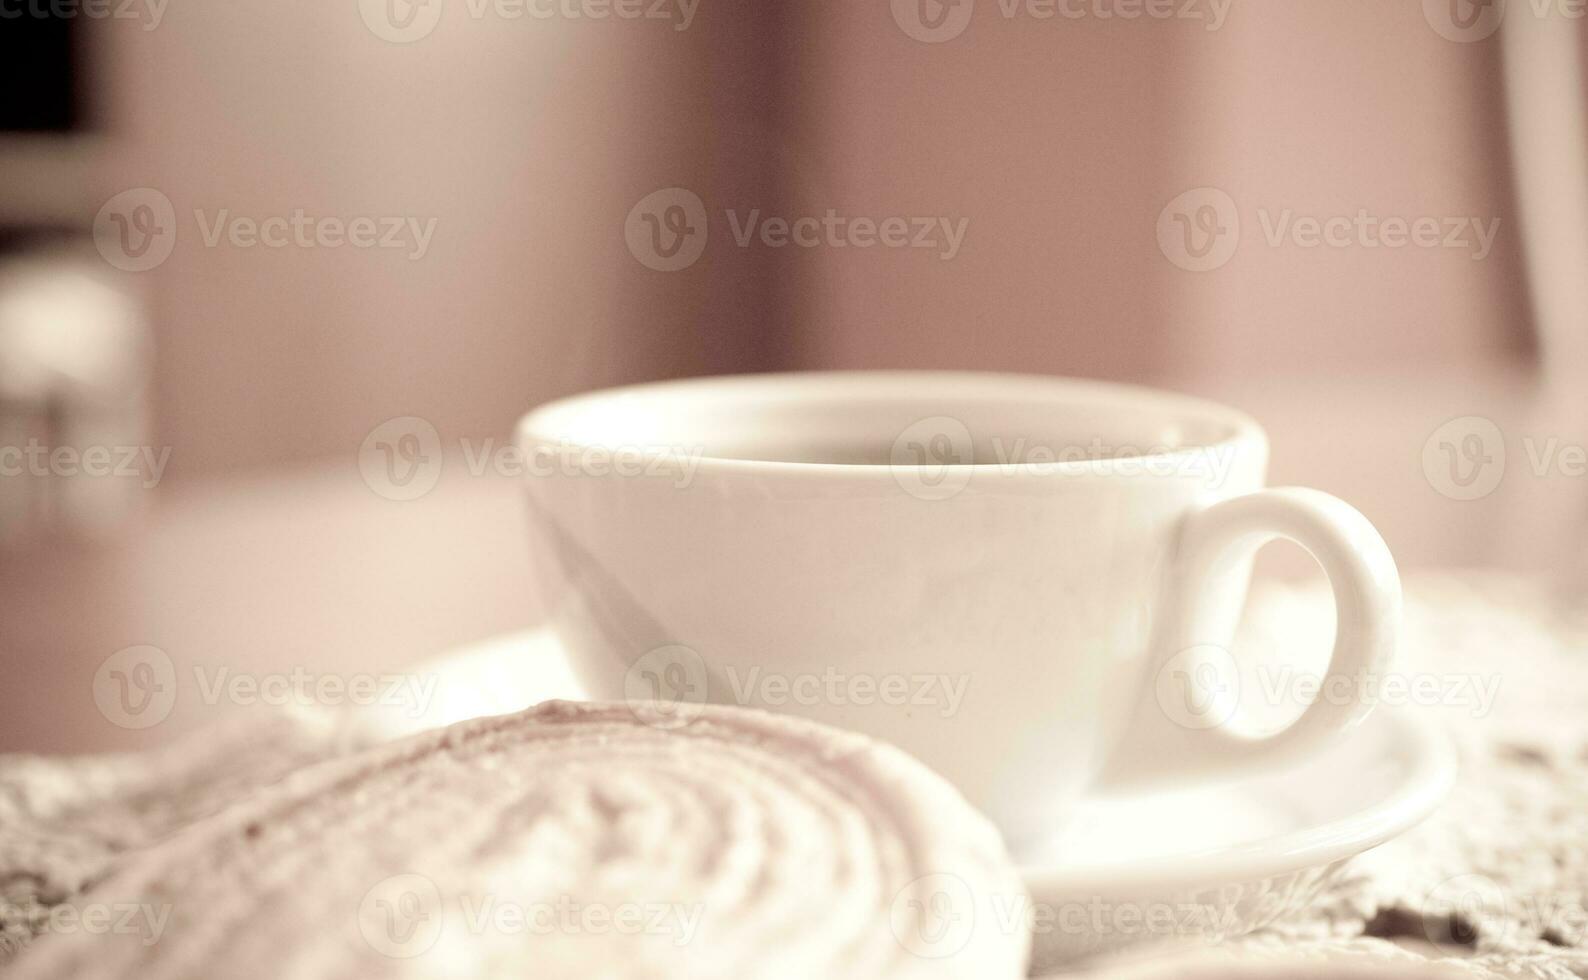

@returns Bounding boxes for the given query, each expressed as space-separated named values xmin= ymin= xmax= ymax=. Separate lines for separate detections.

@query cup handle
xmin=1094 ymin=487 xmax=1401 ymax=792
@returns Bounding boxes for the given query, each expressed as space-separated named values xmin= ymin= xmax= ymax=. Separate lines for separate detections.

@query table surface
xmin=1 ymin=572 xmax=1584 ymax=978
xmin=0 ymin=454 xmax=540 ymax=755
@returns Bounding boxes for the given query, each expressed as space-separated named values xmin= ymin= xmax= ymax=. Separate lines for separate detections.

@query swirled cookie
xmin=11 ymin=701 xmax=1028 ymax=979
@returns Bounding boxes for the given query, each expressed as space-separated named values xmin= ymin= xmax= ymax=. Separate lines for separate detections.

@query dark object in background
xmin=0 ymin=10 xmax=91 ymax=248
xmin=0 ymin=14 xmax=80 ymax=132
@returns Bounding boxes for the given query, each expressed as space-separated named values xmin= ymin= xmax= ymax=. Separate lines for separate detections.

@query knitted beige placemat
xmin=1278 ymin=574 xmax=1585 ymax=980
xmin=1 ymin=573 xmax=1584 ymax=978
xmin=0 ymin=708 xmax=371 ymax=963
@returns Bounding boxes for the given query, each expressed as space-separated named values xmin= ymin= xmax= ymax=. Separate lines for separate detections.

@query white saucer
xmin=1017 ymin=704 xmax=1455 ymax=970
xmin=389 ymin=630 xmax=1457 ymax=974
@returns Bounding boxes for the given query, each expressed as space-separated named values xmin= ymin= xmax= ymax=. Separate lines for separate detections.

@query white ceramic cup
xmin=516 ymin=372 xmax=1400 ymax=850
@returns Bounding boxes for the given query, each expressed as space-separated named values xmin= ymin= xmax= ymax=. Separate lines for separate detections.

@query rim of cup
xmin=515 ymin=370 xmax=1265 ymax=481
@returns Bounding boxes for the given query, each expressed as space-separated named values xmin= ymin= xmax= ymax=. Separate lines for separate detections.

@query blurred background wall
xmin=113 ymin=1 xmax=1567 ymax=559
xmin=2 ymin=0 xmax=1585 ymax=750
